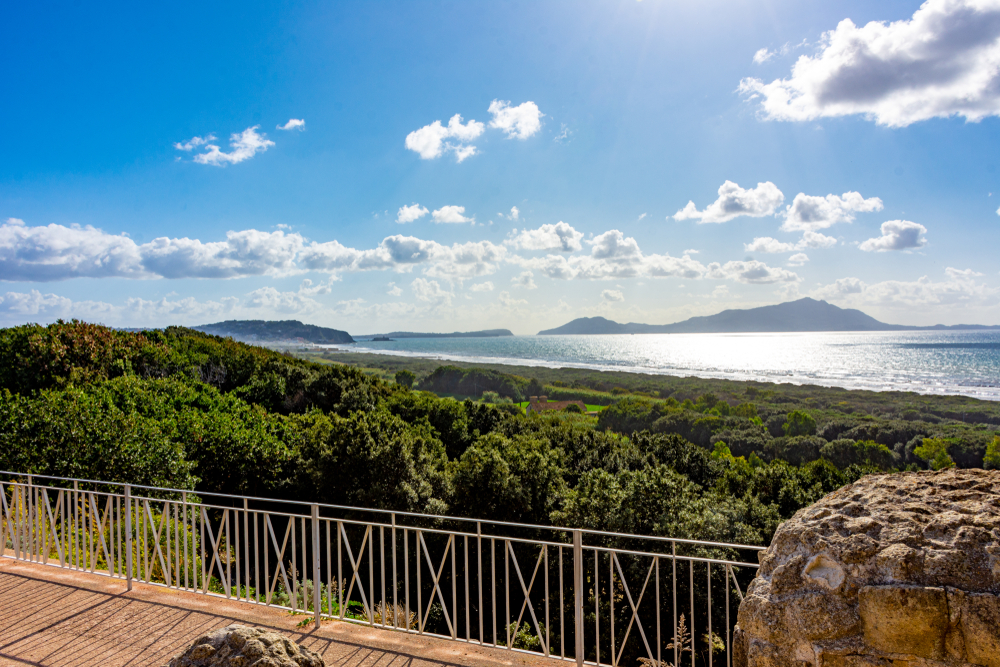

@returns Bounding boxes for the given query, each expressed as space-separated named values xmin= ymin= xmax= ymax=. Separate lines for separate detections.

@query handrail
xmin=1 ymin=470 xmax=762 ymax=667
xmin=0 ymin=470 xmax=765 ymax=553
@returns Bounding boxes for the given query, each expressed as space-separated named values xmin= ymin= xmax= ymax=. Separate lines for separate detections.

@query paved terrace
xmin=0 ymin=559 xmax=551 ymax=667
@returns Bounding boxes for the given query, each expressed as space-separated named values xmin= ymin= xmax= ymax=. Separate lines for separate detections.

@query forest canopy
xmin=2 ymin=321 xmax=998 ymax=550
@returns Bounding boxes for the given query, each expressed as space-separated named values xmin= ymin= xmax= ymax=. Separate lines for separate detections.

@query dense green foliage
xmin=2 ymin=321 xmax=998 ymax=552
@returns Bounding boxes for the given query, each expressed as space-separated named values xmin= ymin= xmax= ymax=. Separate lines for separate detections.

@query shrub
xmin=783 ymin=410 xmax=817 ymax=437
xmin=394 ymin=369 xmax=416 ymax=389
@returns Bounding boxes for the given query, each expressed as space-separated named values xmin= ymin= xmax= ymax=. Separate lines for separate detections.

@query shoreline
xmin=299 ymin=343 xmax=1000 ymax=403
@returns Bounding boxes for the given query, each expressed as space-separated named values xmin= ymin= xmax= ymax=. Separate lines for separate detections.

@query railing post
xmin=573 ymin=529 xmax=584 ymax=667
xmin=312 ymin=504 xmax=321 ymax=627
xmin=124 ymin=485 xmax=133 ymax=591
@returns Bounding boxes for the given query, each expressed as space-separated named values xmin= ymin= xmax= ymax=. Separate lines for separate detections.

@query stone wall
xmin=733 ymin=469 xmax=1000 ymax=667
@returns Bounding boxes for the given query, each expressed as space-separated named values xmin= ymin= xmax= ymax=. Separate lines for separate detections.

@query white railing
xmin=0 ymin=471 xmax=762 ymax=667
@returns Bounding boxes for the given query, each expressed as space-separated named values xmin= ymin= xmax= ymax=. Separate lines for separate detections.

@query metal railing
xmin=0 ymin=471 xmax=762 ymax=667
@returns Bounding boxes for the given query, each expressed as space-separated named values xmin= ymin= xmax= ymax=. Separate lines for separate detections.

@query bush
xmin=395 ymin=369 xmax=416 ymax=389
xmin=914 ymin=438 xmax=955 ymax=470
xmin=783 ymin=410 xmax=817 ymax=437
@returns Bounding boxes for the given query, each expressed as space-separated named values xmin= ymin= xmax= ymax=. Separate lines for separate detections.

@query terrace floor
xmin=0 ymin=558 xmax=552 ymax=667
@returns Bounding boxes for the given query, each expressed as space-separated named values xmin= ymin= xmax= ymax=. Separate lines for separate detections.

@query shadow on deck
xmin=0 ymin=559 xmax=552 ymax=667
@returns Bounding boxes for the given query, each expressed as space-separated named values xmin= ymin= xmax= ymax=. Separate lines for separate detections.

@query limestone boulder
xmin=733 ymin=468 xmax=1000 ymax=667
xmin=165 ymin=625 xmax=324 ymax=667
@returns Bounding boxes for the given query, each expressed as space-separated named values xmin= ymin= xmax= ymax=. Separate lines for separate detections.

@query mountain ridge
xmin=537 ymin=298 xmax=1000 ymax=335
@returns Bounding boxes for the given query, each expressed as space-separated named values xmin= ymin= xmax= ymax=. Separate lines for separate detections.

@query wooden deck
xmin=0 ymin=558 xmax=552 ymax=667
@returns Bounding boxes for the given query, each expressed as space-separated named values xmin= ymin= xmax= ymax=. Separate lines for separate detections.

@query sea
xmin=323 ymin=330 xmax=1000 ymax=401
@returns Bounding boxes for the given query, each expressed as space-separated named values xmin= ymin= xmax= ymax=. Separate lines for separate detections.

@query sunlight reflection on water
xmin=325 ymin=330 xmax=1000 ymax=400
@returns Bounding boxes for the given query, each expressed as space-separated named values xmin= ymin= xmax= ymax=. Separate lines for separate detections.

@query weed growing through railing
xmin=372 ymin=601 xmax=417 ymax=629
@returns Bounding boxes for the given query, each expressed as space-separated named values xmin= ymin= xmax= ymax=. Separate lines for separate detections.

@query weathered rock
xmin=733 ymin=469 xmax=1000 ymax=667
xmin=165 ymin=625 xmax=324 ymax=667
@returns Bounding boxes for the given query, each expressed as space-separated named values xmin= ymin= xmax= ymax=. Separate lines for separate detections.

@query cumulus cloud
xmin=174 ymin=135 xmax=215 ymax=151
xmin=788 ymin=252 xmax=810 ymax=265
xmin=707 ymin=260 xmax=801 ymax=284
xmin=0 ymin=218 xmax=146 ymax=281
xmin=739 ymin=0 xmax=1000 ymax=127
xmin=432 ymin=206 xmax=473 ymax=224
xmin=506 ymin=222 xmax=584 ymax=252
xmin=387 ymin=282 xmax=403 ymax=296
xmin=510 ymin=229 xmax=753 ymax=284
xmin=244 ymin=286 xmax=320 ymax=313
xmin=601 ymin=289 xmax=624 ymax=302
xmin=397 ymin=204 xmax=429 ymax=224
xmin=470 ymin=281 xmax=494 ymax=292
xmin=498 ymin=290 xmax=527 ymax=307
xmin=411 ymin=278 xmax=453 ymax=305
xmin=509 ymin=206 xmax=520 ymax=221
xmin=0 ymin=289 xmax=241 ymax=326
xmin=673 ymin=181 xmax=785 ymax=223
xmin=782 ymin=191 xmax=883 ymax=231
xmin=405 ymin=114 xmax=485 ymax=162
xmin=140 ymin=229 xmax=302 ymax=279
xmin=813 ymin=267 xmax=998 ymax=308
xmin=488 ymin=100 xmax=544 ymax=139
xmin=859 ymin=220 xmax=928 ymax=252
xmin=277 ymin=119 xmax=305 ymax=131
xmin=512 ymin=271 xmax=538 ymax=290
xmin=300 ymin=234 xmax=506 ymax=281
xmin=744 ymin=230 xmax=838 ymax=253
xmin=181 ymin=126 xmax=275 ymax=166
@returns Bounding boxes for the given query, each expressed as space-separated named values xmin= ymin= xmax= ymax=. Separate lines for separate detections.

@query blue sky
xmin=3 ymin=0 xmax=1000 ymax=333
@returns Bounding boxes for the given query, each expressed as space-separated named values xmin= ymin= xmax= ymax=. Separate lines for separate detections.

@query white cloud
xmin=0 ymin=290 xmax=241 ymax=326
xmin=412 ymin=278 xmax=453 ymax=305
xmin=637 ymin=213 xmax=647 ymax=221
xmin=744 ymin=237 xmax=797 ymax=253
xmin=244 ymin=286 xmax=320 ymax=314
xmin=788 ymin=252 xmax=810 ymax=265
xmin=739 ymin=0 xmax=1000 ymax=127
xmin=512 ymin=271 xmax=537 ymax=290
xmin=140 ymin=229 xmax=303 ymax=279
xmin=0 ymin=218 xmax=146 ymax=281
xmin=589 ymin=230 xmax=642 ymax=260
xmin=397 ymin=204 xmax=429 ymax=224
xmin=298 ymin=277 xmax=335 ymax=296
xmin=707 ymin=260 xmax=801 ymax=284
xmin=187 ymin=126 xmax=275 ymax=166
xmin=405 ymin=114 xmax=485 ymax=162
xmin=173 ymin=134 xmax=215 ymax=151
xmin=753 ymin=48 xmax=775 ymax=64
xmin=469 ymin=281 xmax=494 ymax=292
xmin=601 ymin=289 xmax=624 ymax=302
xmin=673 ymin=181 xmax=785 ymax=223
xmin=782 ymin=191 xmax=883 ymax=231
xmin=277 ymin=119 xmax=305 ymax=131
xmin=387 ymin=282 xmax=403 ymax=296
xmin=554 ymin=123 xmax=571 ymax=143
xmin=432 ymin=205 xmax=473 ymax=224
xmin=300 ymin=234 xmax=506 ymax=280
xmin=813 ymin=268 xmax=998 ymax=308
xmin=506 ymin=222 xmax=584 ymax=252
xmin=509 ymin=206 xmax=520 ymax=221
xmin=859 ymin=220 xmax=928 ymax=252
xmin=498 ymin=290 xmax=527 ymax=307
xmin=488 ymin=100 xmax=544 ymax=139
xmin=744 ymin=229 xmax=838 ymax=253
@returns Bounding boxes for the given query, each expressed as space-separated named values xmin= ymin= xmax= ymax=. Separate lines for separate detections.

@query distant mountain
xmin=538 ymin=298 xmax=1000 ymax=335
xmin=194 ymin=320 xmax=355 ymax=344
xmin=357 ymin=329 xmax=514 ymax=339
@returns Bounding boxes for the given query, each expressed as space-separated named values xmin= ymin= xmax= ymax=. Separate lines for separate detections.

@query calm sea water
xmin=324 ymin=331 xmax=1000 ymax=401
